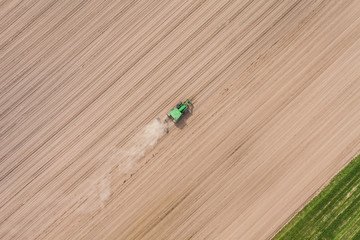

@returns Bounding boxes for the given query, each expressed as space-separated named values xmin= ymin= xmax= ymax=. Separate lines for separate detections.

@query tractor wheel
xmin=176 ymin=102 xmax=183 ymax=109
xmin=183 ymin=108 xmax=189 ymax=114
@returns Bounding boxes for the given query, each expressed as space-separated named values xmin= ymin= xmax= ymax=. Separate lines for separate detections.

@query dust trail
xmin=98 ymin=173 xmax=111 ymax=208
xmin=34 ymin=118 xmax=172 ymax=216
xmin=117 ymin=117 xmax=170 ymax=174
xmin=71 ymin=118 xmax=170 ymax=213
xmin=61 ymin=120 xmax=167 ymax=215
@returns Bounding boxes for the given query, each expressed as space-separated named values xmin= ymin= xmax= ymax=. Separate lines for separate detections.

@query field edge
xmin=273 ymin=153 xmax=360 ymax=239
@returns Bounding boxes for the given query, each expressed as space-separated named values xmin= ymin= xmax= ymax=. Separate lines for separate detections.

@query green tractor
xmin=167 ymin=98 xmax=193 ymax=123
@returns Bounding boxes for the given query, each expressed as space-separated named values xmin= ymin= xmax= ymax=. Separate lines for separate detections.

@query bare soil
xmin=1 ymin=0 xmax=360 ymax=239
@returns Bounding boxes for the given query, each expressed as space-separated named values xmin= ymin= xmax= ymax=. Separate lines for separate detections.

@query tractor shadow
xmin=174 ymin=105 xmax=194 ymax=129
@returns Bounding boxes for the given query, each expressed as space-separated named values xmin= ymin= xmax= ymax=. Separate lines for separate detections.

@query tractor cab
xmin=168 ymin=98 xmax=192 ymax=122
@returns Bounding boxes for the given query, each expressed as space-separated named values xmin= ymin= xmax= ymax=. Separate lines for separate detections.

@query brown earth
xmin=1 ymin=0 xmax=360 ymax=239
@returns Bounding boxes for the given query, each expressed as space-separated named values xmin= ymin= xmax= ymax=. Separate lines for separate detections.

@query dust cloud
xmin=117 ymin=117 xmax=169 ymax=174
xmin=84 ymin=117 xmax=170 ymax=210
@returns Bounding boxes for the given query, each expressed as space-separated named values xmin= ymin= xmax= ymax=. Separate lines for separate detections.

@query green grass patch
xmin=274 ymin=154 xmax=360 ymax=240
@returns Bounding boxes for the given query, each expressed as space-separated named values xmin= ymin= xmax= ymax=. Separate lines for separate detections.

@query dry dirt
xmin=1 ymin=0 xmax=360 ymax=239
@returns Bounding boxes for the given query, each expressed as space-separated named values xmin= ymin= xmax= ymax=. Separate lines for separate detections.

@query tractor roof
xmin=169 ymin=108 xmax=182 ymax=120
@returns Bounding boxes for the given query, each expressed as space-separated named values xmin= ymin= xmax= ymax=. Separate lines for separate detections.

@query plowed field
xmin=1 ymin=0 xmax=360 ymax=239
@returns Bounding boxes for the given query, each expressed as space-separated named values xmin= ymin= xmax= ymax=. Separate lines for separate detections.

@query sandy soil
xmin=1 ymin=0 xmax=360 ymax=239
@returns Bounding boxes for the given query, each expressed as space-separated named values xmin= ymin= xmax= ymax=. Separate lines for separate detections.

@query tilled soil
xmin=1 ymin=0 xmax=360 ymax=239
